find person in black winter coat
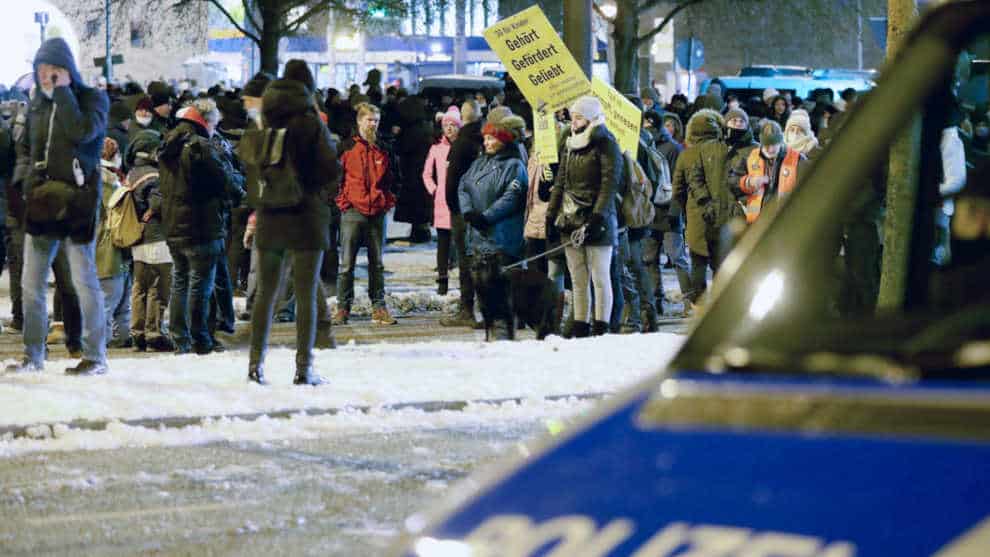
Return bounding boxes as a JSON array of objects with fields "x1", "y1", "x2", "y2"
[
  {"x1": 547, "y1": 96, "x2": 622, "y2": 337},
  {"x1": 392, "y1": 95, "x2": 434, "y2": 242},
  {"x1": 7, "y1": 38, "x2": 109, "y2": 376},
  {"x1": 158, "y1": 100, "x2": 231, "y2": 355},
  {"x1": 247, "y1": 60, "x2": 340, "y2": 386},
  {"x1": 440, "y1": 99, "x2": 485, "y2": 328}
]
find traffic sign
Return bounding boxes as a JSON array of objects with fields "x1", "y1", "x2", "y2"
[{"x1": 675, "y1": 38, "x2": 704, "y2": 70}]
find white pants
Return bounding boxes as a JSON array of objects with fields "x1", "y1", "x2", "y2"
[{"x1": 565, "y1": 245, "x2": 613, "y2": 324}]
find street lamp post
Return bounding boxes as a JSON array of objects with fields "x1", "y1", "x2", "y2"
[{"x1": 105, "y1": 0, "x2": 113, "y2": 81}]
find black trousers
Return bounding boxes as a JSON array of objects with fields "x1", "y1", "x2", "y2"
[
  {"x1": 249, "y1": 248, "x2": 323, "y2": 370},
  {"x1": 51, "y1": 245, "x2": 82, "y2": 351},
  {"x1": 5, "y1": 221, "x2": 23, "y2": 325},
  {"x1": 437, "y1": 228, "x2": 452, "y2": 279},
  {"x1": 451, "y1": 215, "x2": 475, "y2": 311}
]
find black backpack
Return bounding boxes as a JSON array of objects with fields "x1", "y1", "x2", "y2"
[{"x1": 237, "y1": 128, "x2": 304, "y2": 209}]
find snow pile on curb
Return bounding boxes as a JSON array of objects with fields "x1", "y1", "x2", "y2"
[
  {"x1": 0, "y1": 333, "x2": 682, "y2": 430},
  {"x1": 0, "y1": 398, "x2": 597, "y2": 456}
]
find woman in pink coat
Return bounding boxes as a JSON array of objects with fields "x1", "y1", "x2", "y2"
[{"x1": 422, "y1": 106, "x2": 463, "y2": 294}]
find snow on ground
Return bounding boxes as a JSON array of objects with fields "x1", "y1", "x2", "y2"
[
  {"x1": 0, "y1": 333, "x2": 682, "y2": 430},
  {"x1": 0, "y1": 398, "x2": 597, "y2": 456}
]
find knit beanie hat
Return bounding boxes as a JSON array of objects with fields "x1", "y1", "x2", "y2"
[
  {"x1": 785, "y1": 109, "x2": 813, "y2": 135},
  {"x1": 760, "y1": 120, "x2": 785, "y2": 146},
  {"x1": 135, "y1": 96, "x2": 154, "y2": 113},
  {"x1": 127, "y1": 129, "x2": 162, "y2": 166},
  {"x1": 483, "y1": 114, "x2": 525, "y2": 145},
  {"x1": 147, "y1": 81, "x2": 172, "y2": 108},
  {"x1": 763, "y1": 87, "x2": 780, "y2": 104},
  {"x1": 724, "y1": 107, "x2": 749, "y2": 128},
  {"x1": 109, "y1": 101, "x2": 132, "y2": 123},
  {"x1": 441, "y1": 106, "x2": 462, "y2": 128},
  {"x1": 282, "y1": 60, "x2": 315, "y2": 94},
  {"x1": 570, "y1": 96, "x2": 604, "y2": 123},
  {"x1": 243, "y1": 72, "x2": 273, "y2": 98}
]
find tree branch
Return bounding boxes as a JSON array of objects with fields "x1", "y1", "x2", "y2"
[
  {"x1": 635, "y1": 0, "x2": 703, "y2": 45},
  {"x1": 592, "y1": 2, "x2": 615, "y2": 24},
  {"x1": 242, "y1": 0, "x2": 263, "y2": 36},
  {"x1": 284, "y1": 2, "x2": 328, "y2": 34},
  {"x1": 173, "y1": 0, "x2": 261, "y2": 43}
]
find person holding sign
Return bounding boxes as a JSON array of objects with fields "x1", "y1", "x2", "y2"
[{"x1": 547, "y1": 96, "x2": 622, "y2": 338}]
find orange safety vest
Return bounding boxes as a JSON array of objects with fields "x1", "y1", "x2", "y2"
[{"x1": 739, "y1": 148, "x2": 801, "y2": 224}]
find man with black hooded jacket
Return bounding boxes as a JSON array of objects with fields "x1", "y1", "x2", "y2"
[
  {"x1": 5, "y1": 38, "x2": 109, "y2": 376},
  {"x1": 440, "y1": 99, "x2": 485, "y2": 328},
  {"x1": 158, "y1": 100, "x2": 231, "y2": 355}
]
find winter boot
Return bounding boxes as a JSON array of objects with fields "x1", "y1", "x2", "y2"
[
  {"x1": 437, "y1": 276, "x2": 449, "y2": 296},
  {"x1": 248, "y1": 362, "x2": 267, "y2": 385},
  {"x1": 591, "y1": 320, "x2": 610, "y2": 337},
  {"x1": 65, "y1": 360, "x2": 108, "y2": 376},
  {"x1": 5, "y1": 358, "x2": 43, "y2": 374},
  {"x1": 132, "y1": 335, "x2": 147, "y2": 352},
  {"x1": 440, "y1": 307, "x2": 476, "y2": 327},
  {"x1": 642, "y1": 308, "x2": 659, "y2": 333},
  {"x1": 294, "y1": 365, "x2": 326, "y2": 386},
  {"x1": 315, "y1": 321, "x2": 337, "y2": 350},
  {"x1": 571, "y1": 321, "x2": 591, "y2": 338}
]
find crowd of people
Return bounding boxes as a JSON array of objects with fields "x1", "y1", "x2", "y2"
[{"x1": 0, "y1": 37, "x2": 888, "y2": 384}]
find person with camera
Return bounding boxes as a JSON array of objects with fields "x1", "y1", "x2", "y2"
[{"x1": 5, "y1": 39, "x2": 110, "y2": 376}]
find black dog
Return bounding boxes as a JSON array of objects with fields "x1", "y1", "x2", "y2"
[
  {"x1": 472, "y1": 253, "x2": 562, "y2": 341},
  {"x1": 507, "y1": 267, "x2": 562, "y2": 340}
]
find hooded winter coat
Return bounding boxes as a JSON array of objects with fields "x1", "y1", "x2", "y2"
[
  {"x1": 458, "y1": 144, "x2": 528, "y2": 258},
  {"x1": 671, "y1": 109, "x2": 732, "y2": 257},
  {"x1": 422, "y1": 135, "x2": 453, "y2": 230},
  {"x1": 725, "y1": 125, "x2": 759, "y2": 205},
  {"x1": 158, "y1": 117, "x2": 229, "y2": 248},
  {"x1": 445, "y1": 119, "x2": 484, "y2": 216},
  {"x1": 548, "y1": 123, "x2": 622, "y2": 247},
  {"x1": 127, "y1": 162, "x2": 165, "y2": 245},
  {"x1": 393, "y1": 96, "x2": 434, "y2": 225},
  {"x1": 25, "y1": 38, "x2": 109, "y2": 242},
  {"x1": 96, "y1": 167, "x2": 128, "y2": 279},
  {"x1": 253, "y1": 79, "x2": 338, "y2": 251}
]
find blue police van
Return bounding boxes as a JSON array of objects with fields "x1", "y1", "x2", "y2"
[{"x1": 395, "y1": 2, "x2": 990, "y2": 555}]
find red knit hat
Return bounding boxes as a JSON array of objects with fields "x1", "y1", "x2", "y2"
[
  {"x1": 135, "y1": 96, "x2": 153, "y2": 113},
  {"x1": 483, "y1": 122, "x2": 515, "y2": 145}
]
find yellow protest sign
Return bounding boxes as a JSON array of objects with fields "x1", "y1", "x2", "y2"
[
  {"x1": 484, "y1": 6, "x2": 592, "y2": 113},
  {"x1": 533, "y1": 109, "x2": 559, "y2": 165},
  {"x1": 592, "y1": 77, "x2": 642, "y2": 158}
]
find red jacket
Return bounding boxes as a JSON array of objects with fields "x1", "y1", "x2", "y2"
[{"x1": 336, "y1": 136, "x2": 395, "y2": 216}]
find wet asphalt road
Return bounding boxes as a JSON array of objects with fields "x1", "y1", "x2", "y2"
[{"x1": 0, "y1": 421, "x2": 546, "y2": 556}]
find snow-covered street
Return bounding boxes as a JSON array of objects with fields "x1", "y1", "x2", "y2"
[{"x1": 0, "y1": 242, "x2": 688, "y2": 554}]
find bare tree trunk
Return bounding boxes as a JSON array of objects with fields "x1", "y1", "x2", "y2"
[
  {"x1": 564, "y1": 0, "x2": 594, "y2": 77},
  {"x1": 259, "y1": 27, "x2": 280, "y2": 75},
  {"x1": 611, "y1": 0, "x2": 639, "y2": 93},
  {"x1": 877, "y1": 0, "x2": 919, "y2": 310}
]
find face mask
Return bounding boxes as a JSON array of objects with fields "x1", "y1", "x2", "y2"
[
  {"x1": 727, "y1": 128, "x2": 747, "y2": 143},
  {"x1": 785, "y1": 130, "x2": 803, "y2": 145},
  {"x1": 136, "y1": 115, "x2": 152, "y2": 127},
  {"x1": 40, "y1": 87, "x2": 54, "y2": 99},
  {"x1": 247, "y1": 108, "x2": 261, "y2": 122}
]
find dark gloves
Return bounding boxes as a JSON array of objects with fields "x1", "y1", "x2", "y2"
[
  {"x1": 701, "y1": 201, "x2": 717, "y2": 225},
  {"x1": 584, "y1": 212, "x2": 607, "y2": 243},
  {"x1": 463, "y1": 210, "x2": 488, "y2": 229}
]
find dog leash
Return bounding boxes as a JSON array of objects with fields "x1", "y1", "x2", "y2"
[{"x1": 501, "y1": 226, "x2": 588, "y2": 273}]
